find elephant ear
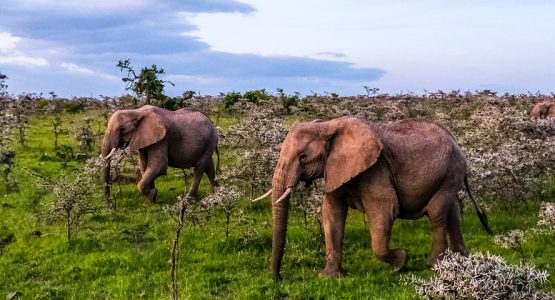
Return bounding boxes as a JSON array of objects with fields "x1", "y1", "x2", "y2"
[
  {"x1": 324, "y1": 117, "x2": 383, "y2": 193},
  {"x1": 129, "y1": 111, "x2": 167, "y2": 151},
  {"x1": 548, "y1": 102, "x2": 555, "y2": 118}
]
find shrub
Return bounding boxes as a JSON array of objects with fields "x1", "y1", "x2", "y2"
[
  {"x1": 73, "y1": 117, "x2": 94, "y2": 153},
  {"x1": 537, "y1": 202, "x2": 555, "y2": 230},
  {"x1": 403, "y1": 251, "x2": 552, "y2": 300},
  {"x1": 64, "y1": 101, "x2": 85, "y2": 113},
  {"x1": 38, "y1": 158, "x2": 103, "y2": 244},
  {"x1": 223, "y1": 91, "x2": 242, "y2": 109},
  {"x1": 202, "y1": 186, "x2": 241, "y2": 238},
  {"x1": 243, "y1": 89, "x2": 269, "y2": 104},
  {"x1": 277, "y1": 88, "x2": 299, "y2": 114}
]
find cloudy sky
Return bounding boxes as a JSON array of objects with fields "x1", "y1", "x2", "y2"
[{"x1": 0, "y1": 0, "x2": 554, "y2": 97}]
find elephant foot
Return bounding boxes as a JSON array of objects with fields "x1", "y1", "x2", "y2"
[
  {"x1": 185, "y1": 190, "x2": 198, "y2": 199},
  {"x1": 387, "y1": 248, "x2": 408, "y2": 271},
  {"x1": 319, "y1": 266, "x2": 345, "y2": 278},
  {"x1": 427, "y1": 247, "x2": 468, "y2": 267},
  {"x1": 147, "y1": 189, "x2": 158, "y2": 204}
]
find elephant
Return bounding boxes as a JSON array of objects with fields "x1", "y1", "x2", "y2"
[
  {"x1": 531, "y1": 101, "x2": 555, "y2": 120},
  {"x1": 101, "y1": 105, "x2": 220, "y2": 203},
  {"x1": 254, "y1": 116, "x2": 491, "y2": 281}
]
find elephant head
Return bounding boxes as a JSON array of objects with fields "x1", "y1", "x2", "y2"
[
  {"x1": 531, "y1": 101, "x2": 555, "y2": 120},
  {"x1": 268, "y1": 117, "x2": 383, "y2": 280},
  {"x1": 101, "y1": 105, "x2": 167, "y2": 200}
]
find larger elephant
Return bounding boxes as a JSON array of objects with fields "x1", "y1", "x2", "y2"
[
  {"x1": 531, "y1": 101, "x2": 555, "y2": 120},
  {"x1": 102, "y1": 105, "x2": 219, "y2": 203},
  {"x1": 256, "y1": 117, "x2": 491, "y2": 281}
]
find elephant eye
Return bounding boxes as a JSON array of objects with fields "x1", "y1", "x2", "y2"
[{"x1": 299, "y1": 153, "x2": 307, "y2": 164}]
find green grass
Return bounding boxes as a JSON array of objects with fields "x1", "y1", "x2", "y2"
[{"x1": 0, "y1": 110, "x2": 554, "y2": 299}]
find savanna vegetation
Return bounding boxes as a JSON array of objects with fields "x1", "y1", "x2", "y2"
[{"x1": 0, "y1": 86, "x2": 554, "y2": 299}]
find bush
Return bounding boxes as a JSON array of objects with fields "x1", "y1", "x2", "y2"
[
  {"x1": 277, "y1": 88, "x2": 299, "y2": 114},
  {"x1": 223, "y1": 92, "x2": 242, "y2": 109},
  {"x1": 403, "y1": 251, "x2": 552, "y2": 299},
  {"x1": 64, "y1": 101, "x2": 85, "y2": 113},
  {"x1": 243, "y1": 89, "x2": 268, "y2": 104}
]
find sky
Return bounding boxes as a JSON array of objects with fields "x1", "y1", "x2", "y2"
[{"x1": 0, "y1": 0, "x2": 554, "y2": 98}]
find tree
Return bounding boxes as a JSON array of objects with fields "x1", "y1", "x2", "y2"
[
  {"x1": 116, "y1": 59, "x2": 174, "y2": 106},
  {"x1": 0, "y1": 72, "x2": 7, "y2": 97}
]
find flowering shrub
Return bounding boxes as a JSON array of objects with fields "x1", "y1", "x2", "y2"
[
  {"x1": 292, "y1": 179, "x2": 324, "y2": 229},
  {"x1": 403, "y1": 251, "x2": 552, "y2": 300},
  {"x1": 74, "y1": 117, "x2": 95, "y2": 153},
  {"x1": 202, "y1": 186, "x2": 241, "y2": 238},
  {"x1": 222, "y1": 106, "x2": 287, "y2": 196},
  {"x1": 494, "y1": 229, "x2": 526, "y2": 249},
  {"x1": 38, "y1": 157, "x2": 103, "y2": 244},
  {"x1": 538, "y1": 203, "x2": 555, "y2": 230}
]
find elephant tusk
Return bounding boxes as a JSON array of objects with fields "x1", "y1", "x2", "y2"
[
  {"x1": 104, "y1": 148, "x2": 117, "y2": 160},
  {"x1": 275, "y1": 187, "x2": 293, "y2": 204},
  {"x1": 252, "y1": 189, "x2": 272, "y2": 202}
]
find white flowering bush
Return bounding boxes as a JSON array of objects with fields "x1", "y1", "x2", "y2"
[
  {"x1": 538, "y1": 203, "x2": 555, "y2": 230},
  {"x1": 403, "y1": 251, "x2": 553, "y2": 300},
  {"x1": 39, "y1": 157, "x2": 103, "y2": 244},
  {"x1": 292, "y1": 179, "x2": 324, "y2": 230},
  {"x1": 74, "y1": 117, "x2": 95, "y2": 153},
  {"x1": 202, "y1": 186, "x2": 241, "y2": 238},
  {"x1": 494, "y1": 229, "x2": 526, "y2": 249},
  {"x1": 105, "y1": 147, "x2": 140, "y2": 207},
  {"x1": 222, "y1": 107, "x2": 287, "y2": 196}
]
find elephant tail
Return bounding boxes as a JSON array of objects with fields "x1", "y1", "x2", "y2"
[
  {"x1": 215, "y1": 145, "x2": 221, "y2": 176},
  {"x1": 464, "y1": 176, "x2": 493, "y2": 234}
]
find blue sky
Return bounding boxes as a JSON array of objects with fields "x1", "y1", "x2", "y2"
[{"x1": 0, "y1": 0, "x2": 554, "y2": 97}]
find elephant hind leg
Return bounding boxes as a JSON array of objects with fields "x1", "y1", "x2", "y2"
[
  {"x1": 187, "y1": 165, "x2": 204, "y2": 198},
  {"x1": 426, "y1": 191, "x2": 465, "y2": 265},
  {"x1": 204, "y1": 158, "x2": 219, "y2": 191},
  {"x1": 446, "y1": 199, "x2": 469, "y2": 256}
]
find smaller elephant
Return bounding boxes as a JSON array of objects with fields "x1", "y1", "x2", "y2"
[
  {"x1": 102, "y1": 105, "x2": 220, "y2": 203},
  {"x1": 531, "y1": 101, "x2": 555, "y2": 120},
  {"x1": 255, "y1": 117, "x2": 491, "y2": 281}
]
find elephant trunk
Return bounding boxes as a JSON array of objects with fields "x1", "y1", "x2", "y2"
[{"x1": 271, "y1": 162, "x2": 300, "y2": 281}]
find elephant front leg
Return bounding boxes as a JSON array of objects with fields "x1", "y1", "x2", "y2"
[
  {"x1": 366, "y1": 200, "x2": 407, "y2": 270},
  {"x1": 320, "y1": 192, "x2": 348, "y2": 278},
  {"x1": 137, "y1": 170, "x2": 159, "y2": 203},
  {"x1": 137, "y1": 147, "x2": 167, "y2": 203}
]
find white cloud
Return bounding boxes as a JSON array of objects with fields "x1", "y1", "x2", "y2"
[
  {"x1": 61, "y1": 62, "x2": 119, "y2": 80},
  {"x1": 0, "y1": 56, "x2": 48, "y2": 67},
  {"x1": 0, "y1": 32, "x2": 49, "y2": 67},
  {"x1": 165, "y1": 74, "x2": 223, "y2": 85},
  {"x1": 0, "y1": 32, "x2": 21, "y2": 53}
]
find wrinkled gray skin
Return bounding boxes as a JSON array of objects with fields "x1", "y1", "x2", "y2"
[
  {"x1": 102, "y1": 105, "x2": 219, "y2": 203},
  {"x1": 270, "y1": 117, "x2": 490, "y2": 281}
]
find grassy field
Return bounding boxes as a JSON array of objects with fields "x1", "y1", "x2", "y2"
[{"x1": 0, "y1": 108, "x2": 554, "y2": 299}]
